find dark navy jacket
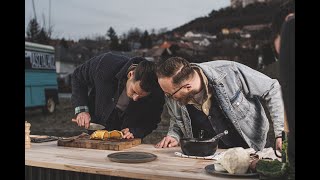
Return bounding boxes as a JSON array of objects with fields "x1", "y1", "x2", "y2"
[{"x1": 71, "y1": 52, "x2": 164, "y2": 138}]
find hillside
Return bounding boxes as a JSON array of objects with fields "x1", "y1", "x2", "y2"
[{"x1": 170, "y1": 2, "x2": 282, "y2": 35}]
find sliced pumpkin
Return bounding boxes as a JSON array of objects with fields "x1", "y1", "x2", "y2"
[
  {"x1": 90, "y1": 130, "x2": 108, "y2": 140},
  {"x1": 109, "y1": 130, "x2": 124, "y2": 139}
]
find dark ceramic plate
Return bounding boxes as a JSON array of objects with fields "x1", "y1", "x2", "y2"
[
  {"x1": 205, "y1": 164, "x2": 259, "y2": 178},
  {"x1": 107, "y1": 152, "x2": 157, "y2": 163}
]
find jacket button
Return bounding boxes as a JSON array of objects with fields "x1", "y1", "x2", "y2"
[
  {"x1": 236, "y1": 102, "x2": 240, "y2": 106},
  {"x1": 208, "y1": 116, "x2": 212, "y2": 120}
]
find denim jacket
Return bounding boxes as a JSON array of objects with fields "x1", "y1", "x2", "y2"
[{"x1": 164, "y1": 60, "x2": 284, "y2": 151}]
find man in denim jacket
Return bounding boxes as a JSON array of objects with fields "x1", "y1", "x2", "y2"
[{"x1": 155, "y1": 57, "x2": 284, "y2": 151}]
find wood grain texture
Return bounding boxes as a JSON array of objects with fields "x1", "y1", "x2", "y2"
[
  {"x1": 57, "y1": 136, "x2": 141, "y2": 151},
  {"x1": 26, "y1": 141, "x2": 258, "y2": 180}
]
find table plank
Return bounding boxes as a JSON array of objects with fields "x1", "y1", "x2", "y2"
[{"x1": 25, "y1": 141, "x2": 258, "y2": 180}]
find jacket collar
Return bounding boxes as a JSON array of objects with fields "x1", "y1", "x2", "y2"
[
  {"x1": 115, "y1": 57, "x2": 144, "y2": 81},
  {"x1": 192, "y1": 63, "x2": 227, "y2": 85}
]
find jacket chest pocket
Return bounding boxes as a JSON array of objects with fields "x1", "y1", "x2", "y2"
[{"x1": 230, "y1": 90, "x2": 250, "y2": 119}]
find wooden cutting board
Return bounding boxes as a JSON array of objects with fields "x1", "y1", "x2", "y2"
[{"x1": 57, "y1": 135, "x2": 141, "y2": 151}]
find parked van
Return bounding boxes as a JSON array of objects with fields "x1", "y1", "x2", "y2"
[{"x1": 25, "y1": 42, "x2": 59, "y2": 113}]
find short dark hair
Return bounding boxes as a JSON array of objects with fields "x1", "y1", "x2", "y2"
[
  {"x1": 156, "y1": 57, "x2": 195, "y2": 85},
  {"x1": 133, "y1": 59, "x2": 158, "y2": 92},
  {"x1": 270, "y1": 0, "x2": 295, "y2": 41}
]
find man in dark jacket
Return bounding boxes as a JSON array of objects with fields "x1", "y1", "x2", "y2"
[
  {"x1": 279, "y1": 16, "x2": 295, "y2": 179},
  {"x1": 71, "y1": 52, "x2": 164, "y2": 139}
]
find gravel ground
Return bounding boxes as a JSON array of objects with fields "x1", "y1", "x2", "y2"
[{"x1": 25, "y1": 97, "x2": 84, "y2": 137}]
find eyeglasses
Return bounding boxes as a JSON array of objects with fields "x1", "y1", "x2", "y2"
[{"x1": 165, "y1": 84, "x2": 189, "y2": 98}]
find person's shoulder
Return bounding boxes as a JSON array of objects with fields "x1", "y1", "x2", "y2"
[
  {"x1": 99, "y1": 52, "x2": 130, "y2": 62},
  {"x1": 94, "y1": 52, "x2": 130, "y2": 71},
  {"x1": 199, "y1": 60, "x2": 234, "y2": 68}
]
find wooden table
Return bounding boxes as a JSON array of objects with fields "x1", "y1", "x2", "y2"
[{"x1": 25, "y1": 141, "x2": 258, "y2": 180}]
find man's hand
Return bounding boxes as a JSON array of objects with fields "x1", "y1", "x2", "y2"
[
  {"x1": 121, "y1": 128, "x2": 134, "y2": 139},
  {"x1": 72, "y1": 112, "x2": 91, "y2": 129},
  {"x1": 155, "y1": 136, "x2": 178, "y2": 148},
  {"x1": 276, "y1": 137, "x2": 282, "y2": 151}
]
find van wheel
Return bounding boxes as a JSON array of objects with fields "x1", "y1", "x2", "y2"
[{"x1": 43, "y1": 97, "x2": 56, "y2": 114}]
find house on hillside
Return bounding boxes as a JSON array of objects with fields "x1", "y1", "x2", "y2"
[
  {"x1": 199, "y1": 39, "x2": 211, "y2": 47},
  {"x1": 242, "y1": 23, "x2": 270, "y2": 31},
  {"x1": 144, "y1": 42, "x2": 174, "y2": 61},
  {"x1": 229, "y1": 27, "x2": 242, "y2": 34},
  {"x1": 184, "y1": 31, "x2": 216, "y2": 39},
  {"x1": 231, "y1": 0, "x2": 271, "y2": 8}
]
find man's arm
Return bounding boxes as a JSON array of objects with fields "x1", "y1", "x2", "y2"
[
  {"x1": 233, "y1": 62, "x2": 284, "y2": 138},
  {"x1": 155, "y1": 103, "x2": 182, "y2": 148},
  {"x1": 164, "y1": 99, "x2": 183, "y2": 142},
  {"x1": 71, "y1": 55, "x2": 101, "y2": 114}
]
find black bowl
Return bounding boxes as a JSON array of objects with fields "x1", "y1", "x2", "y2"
[{"x1": 180, "y1": 138, "x2": 218, "y2": 157}]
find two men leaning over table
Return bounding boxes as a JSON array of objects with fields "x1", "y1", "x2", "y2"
[{"x1": 154, "y1": 57, "x2": 284, "y2": 152}]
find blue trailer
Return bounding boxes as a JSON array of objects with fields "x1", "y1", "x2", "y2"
[{"x1": 25, "y1": 42, "x2": 59, "y2": 113}]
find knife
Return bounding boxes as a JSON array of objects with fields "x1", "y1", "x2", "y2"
[
  {"x1": 72, "y1": 119, "x2": 105, "y2": 130},
  {"x1": 88, "y1": 123, "x2": 105, "y2": 130}
]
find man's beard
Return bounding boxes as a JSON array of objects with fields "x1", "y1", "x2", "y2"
[{"x1": 176, "y1": 90, "x2": 197, "y2": 106}]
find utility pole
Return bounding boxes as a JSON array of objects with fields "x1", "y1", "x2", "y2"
[
  {"x1": 32, "y1": 0, "x2": 37, "y2": 21},
  {"x1": 49, "y1": 0, "x2": 51, "y2": 31}
]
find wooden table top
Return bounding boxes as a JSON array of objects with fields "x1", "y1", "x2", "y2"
[{"x1": 25, "y1": 141, "x2": 258, "y2": 180}]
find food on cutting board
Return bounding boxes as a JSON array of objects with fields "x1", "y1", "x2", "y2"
[
  {"x1": 90, "y1": 130, "x2": 123, "y2": 140},
  {"x1": 109, "y1": 130, "x2": 124, "y2": 139},
  {"x1": 218, "y1": 147, "x2": 251, "y2": 174}
]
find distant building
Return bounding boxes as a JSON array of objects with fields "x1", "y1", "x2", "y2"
[
  {"x1": 55, "y1": 61, "x2": 77, "y2": 77},
  {"x1": 240, "y1": 33, "x2": 251, "y2": 38},
  {"x1": 184, "y1": 31, "x2": 202, "y2": 38},
  {"x1": 130, "y1": 42, "x2": 141, "y2": 50},
  {"x1": 229, "y1": 27, "x2": 242, "y2": 34},
  {"x1": 221, "y1": 28, "x2": 230, "y2": 35},
  {"x1": 199, "y1": 39, "x2": 211, "y2": 47},
  {"x1": 242, "y1": 23, "x2": 270, "y2": 31},
  {"x1": 184, "y1": 31, "x2": 216, "y2": 39},
  {"x1": 55, "y1": 46, "x2": 78, "y2": 78},
  {"x1": 231, "y1": 0, "x2": 242, "y2": 8},
  {"x1": 231, "y1": 0, "x2": 274, "y2": 8},
  {"x1": 243, "y1": 0, "x2": 257, "y2": 7}
]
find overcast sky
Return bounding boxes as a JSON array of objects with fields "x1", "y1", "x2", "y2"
[{"x1": 25, "y1": 0, "x2": 230, "y2": 41}]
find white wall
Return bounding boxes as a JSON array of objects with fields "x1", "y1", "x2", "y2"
[{"x1": 56, "y1": 61, "x2": 77, "y2": 75}]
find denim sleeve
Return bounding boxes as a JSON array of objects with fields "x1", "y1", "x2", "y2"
[
  {"x1": 233, "y1": 62, "x2": 284, "y2": 137},
  {"x1": 163, "y1": 100, "x2": 183, "y2": 142}
]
